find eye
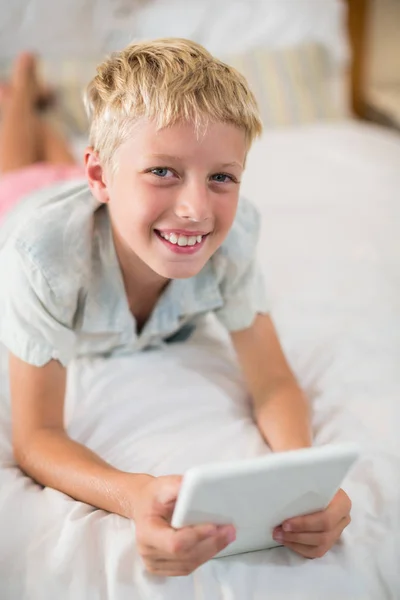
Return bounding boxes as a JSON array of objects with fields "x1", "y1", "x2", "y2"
[
  {"x1": 210, "y1": 173, "x2": 238, "y2": 184},
  {"x1": 150, "y1": 167, "x2": 175, "y2": 178}
]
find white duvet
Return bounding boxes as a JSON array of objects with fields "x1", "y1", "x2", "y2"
[{"x1": 0, "y1": 120, "x2": 399, "y2": 599}]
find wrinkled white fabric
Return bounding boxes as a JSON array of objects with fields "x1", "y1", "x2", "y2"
[{"x1": 0, "y1": 120, "x2": 399, "y2": 599}]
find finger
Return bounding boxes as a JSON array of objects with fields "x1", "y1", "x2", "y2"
[
  {"x1": 144, "y1": 558, "x2": 198, "y2": 577},
  {"x1": 140, "y1": 523, "x2": 235, "y2": 563},
  {"x1": 143, "y1": 530, "x2": 235, "y2": 575},
  {"x1": 154, "y1": 476, "x2": 183, "y2": 505},
  {"x1": 139, "y1": 515, "x2": 196, "y2": 555},
  {"x1": 175, "y1": 525, "x2": 235, "y2": 562},
  {"x1": 334, "y1": 488, "x2": 352, "y2": 514},
  {"x1": 274, "y1": 529, "x2": 328, "y2": 547},
  {"x1": 280, "y1": 540, "x2": 326, "y2": 559},
  {"x1": 277, "y1": 516, "x2": 350, "y2": 558},
  {"x1": 140, "y1": 523, "x2": 227, "y2": 557},
  {"x1": 282, "y1": 489, "x2": 351, "y2": 534},
  {"x1": 274, "y1": 516, "x2": 350, "y2": 546},
  {"x1": 152, "y1": 477, "x2": 183, "y2": 519},
  {"x1": 281, "y1": 503, "x2": 344, "y2": 533},
  {"x1": 280, "y1": 512, "x2": 329, "y2": 533},
  {"x1": 140, "y1": 515, "x2": 234, "y2": 557}
]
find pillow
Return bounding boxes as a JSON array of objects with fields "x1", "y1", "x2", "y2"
[
  {"x1": 39, "y1": 59, "x2": 96, "y2": 136},
  {"x1": 226, "y1": 42, "x2": 342, "y2": 128},
  {"x1": 0, "y1": 57, "x2": 90, "y2": 136},
  {"x1": 19, "y1": 41, "x2": 342, "y2": 137}
]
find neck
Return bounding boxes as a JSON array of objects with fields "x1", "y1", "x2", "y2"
[{"x1": 110, "y1": 224, "x2": 169, "y2": 305}]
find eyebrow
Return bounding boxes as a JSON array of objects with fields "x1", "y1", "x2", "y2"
[
  {"x1": 147, "y1": 154, "x2": 243, "y2": 169},
  {"x1": 220, "y1": 161, "x2": 243, "y2": 169}
]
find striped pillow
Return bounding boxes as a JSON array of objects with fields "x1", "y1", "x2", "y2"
[
  {"x1": 39, "y1": 59, "x2": 97, "y2": 135},
  {"x1": 226, "y1": 42, "x2": 339, "y2": 127},
  {"x1": 1, "y1": 42, "x2": 338, "y2": 135}
]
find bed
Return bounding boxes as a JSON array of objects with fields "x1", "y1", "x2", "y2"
[{"x1": 0, "y1": 1, "x2": 399, "y2": 598}]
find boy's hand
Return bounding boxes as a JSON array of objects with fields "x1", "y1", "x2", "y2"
[
  {"x1": 133, "y1": 475, "x2": 236, "y2": 576},
  {"x1": 272, "y1": 488, "x2": 352, "y2": 558}
]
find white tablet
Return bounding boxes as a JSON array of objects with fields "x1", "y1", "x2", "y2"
[{"x1": 171, "y1": 443, "x2": 359, "y2": 558}]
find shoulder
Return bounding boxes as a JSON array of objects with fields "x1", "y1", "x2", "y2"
[
  {"x1": 212, "y1": 196, "x2": 262, "y2": 279},
  {"x1": 6, "y1": 181, "x2": 100, "y2": 297},
  {"x1": 208, "y1": 197, "x2": 269, "y2": 331},
  {"x1": 0, "y1": 181, "x2": 102, "y2": 331}
]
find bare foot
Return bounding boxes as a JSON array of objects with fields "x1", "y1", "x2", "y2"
[
  {"x1": 10, "y1": 52, "x2": 54, "y2": 109},
  {"x1": 0, "y1": 83, "x2": 10, "y2": 104},
  {"x1": 11, "y1": 53, "x2": 39, "y2": 101}
]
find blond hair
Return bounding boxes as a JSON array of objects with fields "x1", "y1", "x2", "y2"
[{"x1": 84, "y1": 38, "x2": 262, "y2": 167}]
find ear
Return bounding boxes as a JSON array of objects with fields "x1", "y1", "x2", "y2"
[{"x1": 84, "y1": 147, "x2": 110, "y2": 204}]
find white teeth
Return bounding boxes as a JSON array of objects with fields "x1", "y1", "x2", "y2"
[{"x1": 158, "y1": 231, "x2": 205, "y2": 246}]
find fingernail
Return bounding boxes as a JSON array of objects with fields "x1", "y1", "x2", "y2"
[
  {"x1": 273, "y1": 532, "x2": 283, "y2": 541},
  {"x1": 273, "y1": 526, "x2": 281, "y2": 535},
  {"x1": 226, "y1": 529, "x2": 236, "y2": 543},
  {"x1": 283, "y1": 523, "x2": 292, "y2": 532}
]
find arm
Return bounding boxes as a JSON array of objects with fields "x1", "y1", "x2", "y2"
[
  {"x1": 9, "y1": 352, "x2": 235, "y2": 575},
  {"x1": 230, "y1": 313, "x2": 312, "y2": 451},
  {"x1": 231, "y1": 315, "x2": 352, "y2": 558},
  {"x1": 9, "y1": 352, "x2": 151, "y2": 518}
]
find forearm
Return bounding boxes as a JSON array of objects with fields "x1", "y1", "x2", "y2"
[
  {"x1": 15, "y1": 429, "x2": 153, "y2": 519},
  {"x1": 253, "y1": 380, "x2": 312, "y2": 452}
]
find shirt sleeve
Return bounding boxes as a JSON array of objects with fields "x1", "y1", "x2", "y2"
[
  {"x1": 0, "y1": 244, "x2": 77, "y2": 367},
  {"x1": 214, "y1": 258, "x2": 269, "y2": 331},
  {"x1": 214, "y1": 198, "x2": 270, "y2": 331}
]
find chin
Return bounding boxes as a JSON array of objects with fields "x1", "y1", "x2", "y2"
[{"x1": 155, "y1": 261, "x2": 205, "y2": 280}]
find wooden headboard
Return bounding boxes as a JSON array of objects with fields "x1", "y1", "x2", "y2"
[
  {"x1": 346, "y1": 0, "x2": 370, "y2": 116},
  {"x1": 346, "y1": 0, "x2": 397, "y2": 127}
]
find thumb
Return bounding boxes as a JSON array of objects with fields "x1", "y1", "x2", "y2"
[{"x1": 155, "y1": 475, "x2": 183, "y2": 506}]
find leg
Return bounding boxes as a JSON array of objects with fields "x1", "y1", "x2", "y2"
[
  {"x1": 0, "y1": 53, "x2": 76, "y2": 174},
  {"x1": 0, "y1": 54, "x2": 43, "y2": 174},
  {"x1": 40, "y1": 118, "x2": 76, "y2": 166}
]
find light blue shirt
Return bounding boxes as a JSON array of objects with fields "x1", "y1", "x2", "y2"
[{"x1": 0, "y1": 180, "x2": 269, "y2": 367}]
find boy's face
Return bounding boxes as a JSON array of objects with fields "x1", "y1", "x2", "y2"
[{"x1": 86, "y1": 118, "x2": 247, "y2": 281}]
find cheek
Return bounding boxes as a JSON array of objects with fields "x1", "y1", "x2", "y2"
[
  {"x1": 134, "y1": 186, "x2": 172, "y2": 228},
  {"x1": 215, "y1": 194, "x2": 239, "y2": 231},
  {"x1": 110, "y1": 179, "x2": 172, "y2": 233}
]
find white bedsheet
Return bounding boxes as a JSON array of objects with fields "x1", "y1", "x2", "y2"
[
  {"x1": 0, "y1": 0, "x2": 348, "y2": 64},
  {"x1": 0, "y1": 120, "x2": 399, "y2": 599}
]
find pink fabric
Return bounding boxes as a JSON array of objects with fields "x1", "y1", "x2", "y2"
[{"x1": 0, "y1": 163, "x2": 85, "y2": 222}]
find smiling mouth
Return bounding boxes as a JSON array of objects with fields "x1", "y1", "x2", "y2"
[{"x1": 154, "y1": 230, "x2": 209, "y2": 247}]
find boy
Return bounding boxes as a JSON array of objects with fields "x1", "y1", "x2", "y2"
[{"x1": 0, "y1": 40, "x2": 351, "y2": 577}]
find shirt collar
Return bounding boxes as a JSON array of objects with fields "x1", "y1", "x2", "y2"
[{"x1": 142, "y1": 259, "x2": 224, "y2": 339}]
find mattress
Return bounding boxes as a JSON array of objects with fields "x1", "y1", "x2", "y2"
[{"x1": 0, "y1": 120, "x2": 399, "y2": 599}]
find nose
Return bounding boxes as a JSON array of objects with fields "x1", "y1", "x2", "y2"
[{"x1": 174, "y1": 180, "x2": 212, "y2": 223}]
